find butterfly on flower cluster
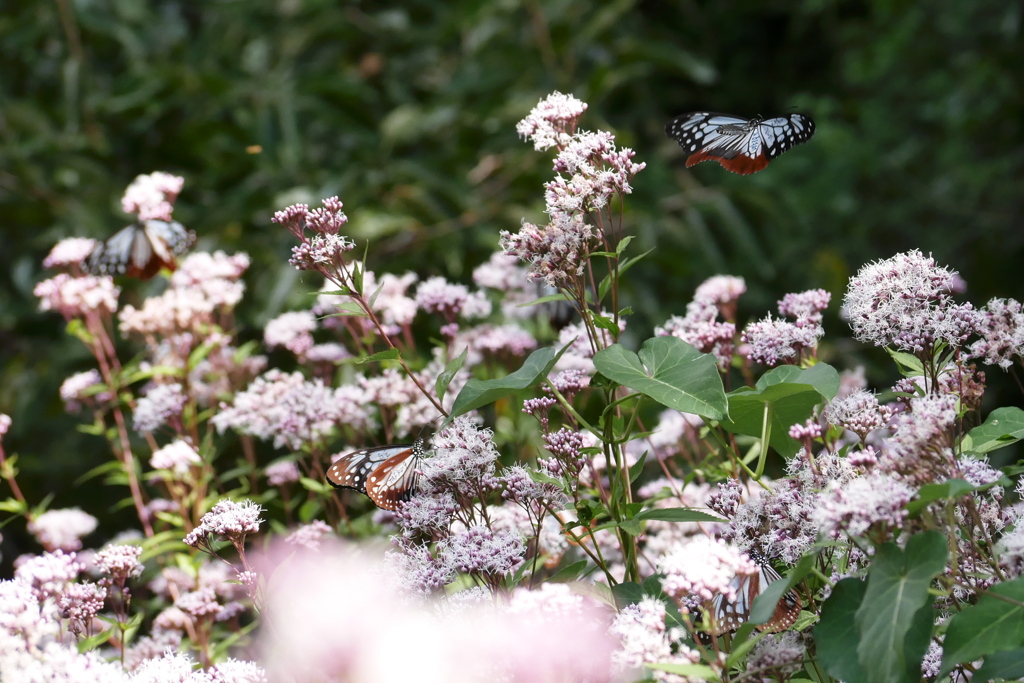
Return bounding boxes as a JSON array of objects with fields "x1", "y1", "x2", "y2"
[
  {"x1": 665, "y1": 112, "x2": 815, "y2": 175},
  {"x1": 86, "y1": 220, "x2": 196, "y2": 279},
  {"x1": 707, "y1": 548, "x2": 802, "y2": 636},
  {"x1": 326, "y1": 439, "x2": 426, "y2": 511}
]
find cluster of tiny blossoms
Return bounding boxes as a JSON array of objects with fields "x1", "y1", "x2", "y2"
[
  {"x1": 844, "y1": 249, "x2": 979, "y2": 356},
  {"x1": 272, "y1": 197, "x2": 355, "y2": 271},
  {"x1": 501, "y1": 92, "x2": 645, "y2": 289},
  {"x1": 742, "y1": 288, "x2": 830, "y2": 366},
  {"x1": 656, "y1": 275, "x2": 744, "y2": 369}
]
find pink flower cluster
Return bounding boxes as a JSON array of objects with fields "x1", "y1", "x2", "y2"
[
  {"x1": 501, "y1": 92, "x2": 645, "y2": 289},
  {"x1": 212, "y1": 369, "x2": 374, "y2": 450},
  {"x1": 844, "y1": 249, "x2": 980, "y2": 354},
  {"x1": 121, "y1": 171, "x2": 184, "y2": 221}
]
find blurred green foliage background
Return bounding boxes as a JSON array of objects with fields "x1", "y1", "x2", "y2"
[{"x1": 1, "y1": 0, "x2": 1022, "y2": 549}]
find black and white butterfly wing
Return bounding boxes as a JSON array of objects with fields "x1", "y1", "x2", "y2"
[
  {"x1": 666, "y1": 112, "x2": 815, "y2": 175},
  {"x1": 326, "y1": 440, "x2": 424, "y2": 511},
  {"x1": 757, "y1": 114, "x2": 815, "y2": 160},
  {"x1": 87, "y1": 220, "x2": 195, "y2": 279}
]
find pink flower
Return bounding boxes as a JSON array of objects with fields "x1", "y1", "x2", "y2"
[
  {"x1": 695, "y1": 275, "x2": 747, "y2": 308},
  {"x1": 415, "y1": 276, "x2": 491, "y2": 320},
  {"x1": 184, "y1": 499, "x2": 263, "y2": 548},
  {"x1": 119, "y1": 287, "x2": 215, "y2": 336},
  {"x1": 170, "y1": 250, "x2": 250, "y2": 309},
  {"x1": 813, "y1": 472, "x2": 914, "y2": 538},
  {"x1": 657, "y1": 537, "x2": 757, "y2": 603},
  {"x1": 970, "y1": 297, "x2": 1024, "y2": 370},
  {"x1": 59, "y1": 370, "x2": 111, "y2": 411},
  {"x1": 150, "y1": 440, "x2": 201, "y2": 476},
  {"x1": 95, "y1": 544, "x2": 144, "y2": 582},
  {"x1": 742, "y1": 314, "x2": 823, "y2": 366},
  {"x1": 15, "y1": 550, "x2": 83, "y2": 600},
  {"x1": 656, "y1": 301, "x2": 737, "y2": 370},
  {"x1": 823, "y1": 390, "x2": 890, "y2": 442},
  {"x1": 844, "y1": 249, "x2": 981, "y2": 353},
  {"x1": 257, "y1": 539, "x2": 614, "y2": 682},
  {"x1": 121, "y1": 171, "x2": 184, "y2": 221},
  {"x1": 264, "y1": 310, "x2": 317, "y2": 356},
  {"x1": 285, "y1": 520, "x2": 334, "y2": 551},
  {"x1": 516, "y1": 91, "x2": 588, "y2": 151},
  {"x1": 610, "y1": 596, "x2": 700, "y2": 680},
  {"x1": 265, "y1": 459, "x2": 301, "y2": 486},
  {"x1": 212, "y1": 369, "x2": 374, "y2": 450},
  {"x1": 34, "y1": 273, "x2": 120, "y2": 319},
  {"x1": 28, "y1": 508, "x2": 97, "y2": 552},
  {"x1": 43, "y1": 237, "x2": 98, "y2": 269},
  {"x1": 779, "y1": 288, "x2": 832, "y2": 326},
  {"x1": 133, "y1": 383, "x2": 186, "y2": 433}
]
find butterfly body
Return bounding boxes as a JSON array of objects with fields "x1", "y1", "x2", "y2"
[
  {"x1": 326, "y1": 440, "x2": 425, "y2": 510},
  {"x1": 666, "y1": 112, "x2": 815, "y2": 175},
  {"x1": 87, "y1": 220, "x2": 196, "y2": 279},
  {"x1": 708, "y1": 549, "x2": 801, "y2": 636}
]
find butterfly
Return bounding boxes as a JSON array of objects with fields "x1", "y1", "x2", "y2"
[
  {"x1": 665, "y1": 112, "x2": 815, "y2": 175},
  {"x1": 707, "y1": 548, "x2": 802, "y2": 636},
  {"x1": 326, "y1": 439, "x2": 426, "y2": 511},
  {"x1": 86, "y1": 220, "x2": 197, "y2": 279}
]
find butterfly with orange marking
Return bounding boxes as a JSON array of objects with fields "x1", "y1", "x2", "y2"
[
  {"x1": 666, "y1": 112, "x2": 815, "y2": 175},
  {"x1": 326, "y1": 440, "x2": 426, "y2": 511},
  {"x1": 707, "y1": 548, "x2": 802, "y2": 636},
  {"x1": 86, "y1": 220, "x2": 196, "y2": 279}
]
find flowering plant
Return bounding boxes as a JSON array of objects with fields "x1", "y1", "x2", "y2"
[{"x1": 4, "y1": 96, "x2": 1024, "y2": 683}]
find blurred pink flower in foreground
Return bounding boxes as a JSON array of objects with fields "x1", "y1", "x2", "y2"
[{"x1": 256, "y1": 539, "x2": 615, "y2": 682}]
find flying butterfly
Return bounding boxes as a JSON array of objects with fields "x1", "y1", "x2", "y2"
[
  {"x1": 86, "y1": 220, "x2": 196, "y2": 279},
  {"x1": 326, "y1": 439, "x2": 426, "y2": 511},
  {"x1": 666, "y1": 112, "x2": 815, "y2": 175},
  {"x1": 707, "y1": 548, "x2": 802, "y2": 636}
]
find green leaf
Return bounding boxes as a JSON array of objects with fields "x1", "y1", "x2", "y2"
[
  {"x1": 357, "y1": 348, "x2": 401, "y2": 364},
  {"x1": 316, "y1": 288, "x2": 354, "y2": 297},
  {"x1": 906, "y1": 478, "x2": 983, "y2": 516},
  {"x1": 973, "y1": 648, "x2": 1024, "y2": 682},
  {"x1": 628, "y1": 452, "x2": 648, "y2": 483},
  {"x1": 815, "y1": 577, "x2": 868, "y2": 683},
  {"x1": 592, "y1": 312, "x2": 619, "y2": 334},
  {"x1": 593, "y1": 337, "x2": 728, "y2": 420},
  {"x1": 300, "y1": 477, "x2": 332, "y2": 494},
  {"x1": 886, "y1": 348, "x2": 924, "y2": 376},
  {"x1": 446, "y1": 343, "x2": 572, "y2": 423},
  {"x1": 748, "y1": 550, "x2": 818, "y2": 626},
  {"x1": 855, "y1": 531, "x2": 947, "y2": 683},
  {"x1": 721, "y1": 363, "x2": 839, "y2": 458},
  {"x1": 961, "y1": 407, "x2": 1024, "y2": 455},
  {"x1": 617, "y1": 518, "x2": 643, "y2": 537},
  {"x1": 548, "y1": 560, "x2": 589, "y2": 583},
  {"x1": 322, "y1": 301, "x2": 369, "y2": 318},
  {"x1": 939, "y1": 576, "x2": 1024, "y2": 678},
  {"x1": 435, "y1": 348, "x2": 467, "y2": 402},
  {"x1": 76, "y1": 628, "x2": 112, "y2": 652},
  {"x1": 633, "y1": 508, "x2": 724, "y2": 523},
  {"x1": 647, "y1": 663, "x2": 720, "y2": 681},
  {"x1": 516, "y1": 292, "x2": 575, "y2": 307},
  {"x1": 611, "y1": 581, "x2": 645, "y2": 608}
]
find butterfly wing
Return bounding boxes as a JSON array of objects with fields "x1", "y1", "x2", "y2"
[
  {"x1": 758, "y1": 114, "x2": 816, "y2": 160},
  {"x1": 326, "y1": 440, "x2": 424, "y2": 511},
  {"x1": 87, "y1": 220, "x2": 196, "y2": 279},
  {"x1": 364, "y1": 450, "x2": 421, "y2": 511},
  {"x1": 709, "y1": 551, "x2": 802, "y2": 636},
  {"x1": 666, "y1": 111, "x2": 814, "y2": 174}
]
